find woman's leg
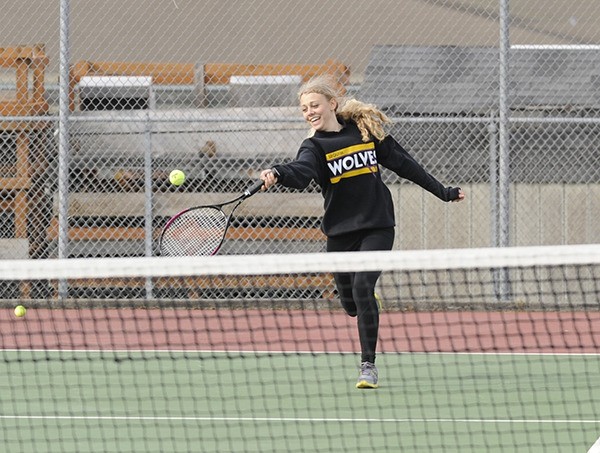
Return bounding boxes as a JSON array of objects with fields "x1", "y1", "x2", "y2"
[
  {"x1": 332, "y1": 272, "x2": 357, "y2": 316},
  {"x1": 327, "y1": 228, "x2": 394, "y2": 363},
  {"x1": 352, "y1": 270, "x2": 383, "y2": 363},
  {"x1": 327, "y1": 231, "x2": 362, "y2": 317},
  {"x1": 352, "y1": 228, "x2": 394, "y2": 364}
]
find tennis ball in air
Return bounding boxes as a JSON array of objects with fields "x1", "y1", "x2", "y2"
[
  {"x1": 14, "y1": 305, "x2": 27, "y2": 318},
  {"x1": 169, "y1": 169, "x2": 186, "y2": 186}
]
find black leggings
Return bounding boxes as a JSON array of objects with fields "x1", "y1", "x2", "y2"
[{"x1": 326, "y1": 227, "x2": 394, "y2": 364}]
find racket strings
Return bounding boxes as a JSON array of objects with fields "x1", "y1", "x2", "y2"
[{"x1": 161, "y1": 207, "x2": 228, "y2": 256}]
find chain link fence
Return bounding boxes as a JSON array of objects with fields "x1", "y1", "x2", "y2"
[{"x1": 1, "y1": 1, "x2": 600, "y2": 298}]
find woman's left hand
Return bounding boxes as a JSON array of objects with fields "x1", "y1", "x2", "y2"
[{"x1": 453, "y1": 189, "x2": 466, "y2": 202}]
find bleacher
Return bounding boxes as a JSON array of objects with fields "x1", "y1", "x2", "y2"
[
  {"x1": 0, "y1": 45, "x2": 51, "y2": 297},
  {"x1": 4, "y1": 44, "x2": 600, "y2": 299},
  {"x1": 360, "y1": 45, "x2": 600, "y2": 184},
  {"x1": 69, "y1": 59, "x2": 350, "y2": 109},
  {"x1": 40, "y1": 58, "x2": 350, "y2": 264},
  {"x1": 0, "y1": 45, "x2": 50, "y2": 260},
  {"x1": 0, "y1": 53, "x2": 349, "y2": 298}
]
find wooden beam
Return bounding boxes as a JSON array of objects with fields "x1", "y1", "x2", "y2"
[
  {"x1": 70, "y1": 60, "x2": 196, "y2": 85},
  {"x1": 0, "y1": 177, "x2": 31, "y2": 190},
  {"x1": 52, "y1": 192, "x2": 323, "y2": 218},
  {"x1": 46, "y1": 220, "x2": 324, "y2": 242},
  {"x1": 0, "y1": 45, "x2": 49, "y2": 115},
  {"x1": 46, "y1": 223, "x2": 146, "y2": 241},
  {"x1": 204, "y1": 59, "x2": 350, "y2": 85},
  {"x1": 70, "y1": 59, "x2": 349, "y2": 86},
  {"x1": 57, "y1": 274, "x2": 334, "y2": 290},
  {"x1": 68, "y1": 58, "x2": 350, "y2": 109},
  {"x1": 0, "y1": 45, "x2": 47, "y2": 67},
  {"x1": 0, "y1": 101, "x2": 49, "y2": 116}
]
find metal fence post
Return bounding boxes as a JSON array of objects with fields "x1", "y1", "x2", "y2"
[
  {"x1": 496, "y1": 0, "x2": 511, "y2": 299},
  {"x1": 57, "y1": 0, "x2": 71, "y2": 299},
  {"x1": 144, "y1": 87, "x2": 155, "y2": 299},
  {"x1": 488, "y1": 113, "x2": 498, "y2": 248}
]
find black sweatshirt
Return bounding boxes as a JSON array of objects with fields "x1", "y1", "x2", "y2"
[{"x1": 272, "y1": 119, "x2": 460, "y2": 237}]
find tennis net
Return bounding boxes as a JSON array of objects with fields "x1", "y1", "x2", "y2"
[{"x1": 1, "y1": 244, "x2": 600, "y2": 452}]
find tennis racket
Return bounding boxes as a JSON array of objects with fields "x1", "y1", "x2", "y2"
[{"x1": 159, "y1": 179, "x2": 264, "y2": 256}]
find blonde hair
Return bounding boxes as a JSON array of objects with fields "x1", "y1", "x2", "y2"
[{"x1": 298, "y1": 75, "x2": 392, "y2": 142}]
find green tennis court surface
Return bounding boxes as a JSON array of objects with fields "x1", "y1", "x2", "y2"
[{"x1": 2, "y1": 350, "x2": 599, "y2": 452}]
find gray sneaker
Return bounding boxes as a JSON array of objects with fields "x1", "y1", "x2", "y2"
[{"x1": 356, "y1": 361, "x2": 378, "y2": 389}]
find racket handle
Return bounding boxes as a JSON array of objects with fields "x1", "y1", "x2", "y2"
[{"x1": 244, "y1": 179, "x2": 265, "y2": 198}]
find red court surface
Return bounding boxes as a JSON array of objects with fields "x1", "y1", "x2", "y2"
[{"x1": 2, "y1": 308, "x2": 599, "y2": 353}]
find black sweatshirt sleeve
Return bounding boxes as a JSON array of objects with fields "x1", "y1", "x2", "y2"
[
  {"x1": 272, "y1": 144, "x2": 321, "y2": 190},
  {"x1": 377, "y1": 136, "x2": 460, "y2": 202}
]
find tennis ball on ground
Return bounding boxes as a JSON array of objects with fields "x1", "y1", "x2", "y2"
[
  {"x1": 169, "y1": 169, "x2": 186, "y2": 186},
  {"x1": 14, "y1": 305, "x2": 27, "y2": 318}
]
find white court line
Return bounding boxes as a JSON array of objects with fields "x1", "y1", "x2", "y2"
[
  {"x1": 0, "y1": 415, "x2": 599, "y2": 424},
  {"x1": 2, "y1": 350, "x2": 598, "y2": 429}
]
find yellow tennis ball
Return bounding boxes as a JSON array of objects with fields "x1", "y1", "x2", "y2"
[
  {"x1": 169, "y1": 169, "x2": 186, "y2": 186},
  {"x1": 14, "y1": 305, "x2": 26, "y2": 318}
]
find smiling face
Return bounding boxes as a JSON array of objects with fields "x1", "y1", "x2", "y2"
[{"x1": 300, "y1": 92, "x2": 340, "y2": 132}]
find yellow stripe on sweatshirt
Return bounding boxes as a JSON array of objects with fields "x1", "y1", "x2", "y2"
[{"x1": 330, "y1": 166, "x2": 379, "y2": 184}]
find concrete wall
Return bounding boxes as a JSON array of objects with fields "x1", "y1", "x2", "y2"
[{"x1": 390, "y1": 183, "x2": 600, "y2": 249}]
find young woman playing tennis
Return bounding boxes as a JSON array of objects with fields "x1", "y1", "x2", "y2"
[{"x1": 259, "y1": 75, "x2": 465, "y2": 389}]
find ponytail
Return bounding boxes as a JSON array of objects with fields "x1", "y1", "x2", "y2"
[{"x1": 338, "y1": 98, "x2": 392, "y2": 142}]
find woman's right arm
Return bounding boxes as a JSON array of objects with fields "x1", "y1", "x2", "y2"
[{"x1": 261, "y1": 145, "x2": 320, "y2": 190}]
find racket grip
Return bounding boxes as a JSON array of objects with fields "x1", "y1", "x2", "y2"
[{"x1": 244, "y1": 179, "x2": 265, "y2": 198}]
